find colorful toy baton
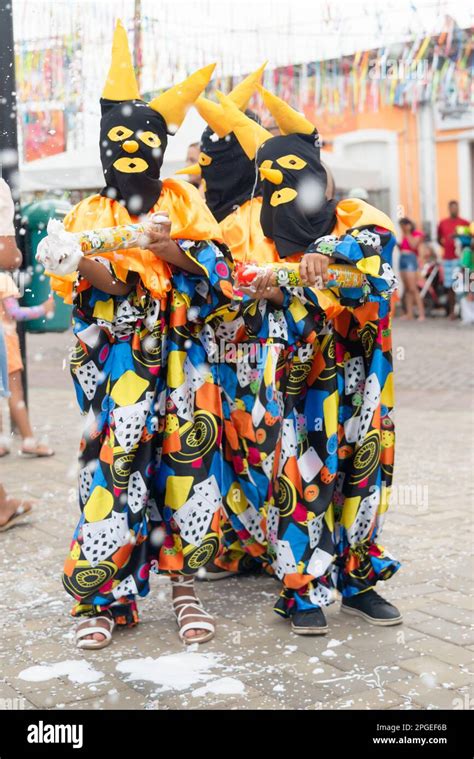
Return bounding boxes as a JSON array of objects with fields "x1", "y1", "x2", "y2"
[
  {"x1": 36, "y1": 214, "x2": 170, "y2": 276},
  {"x1": 234, "y1": 261, "x2": 366, "y2": 289}
]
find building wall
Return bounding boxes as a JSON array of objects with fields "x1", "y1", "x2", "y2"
[{"x1": 305, "y1": 101, "x2": 473, "y2": 232}]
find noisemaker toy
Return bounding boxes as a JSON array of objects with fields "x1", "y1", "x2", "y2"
[{"x1": 234, "y1": 261, "x2": 366, "y2": 289}]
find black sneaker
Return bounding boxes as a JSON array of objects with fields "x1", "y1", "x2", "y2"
[
  {"x1": 341, "y1": 589, "x2": 403, "y2": 626},
  {"x1": 291, "y1": 608, "x2": 328, "y2": 635}
]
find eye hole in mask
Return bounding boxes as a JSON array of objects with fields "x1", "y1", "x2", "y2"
[
  {"x1": 270, "y1": 187, "x2": 298, "y2": 207},
  {"x1": 137, "y1": 130, "x2": 162, "y2": 148},
  {"x1": 107, "y1": 125, "x2": 134, "y2": 141},
  {"x1": 276, "y1": 154, "x2": 307, "y2": 170}
]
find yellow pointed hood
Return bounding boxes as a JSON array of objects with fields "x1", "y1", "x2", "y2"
[
  {"x1": 195, "y1": 62, "x2": 267, "y2": 138},
  {"x1": 257, "y1": 84, "x2": 315, "y2": 135},
  {"x1": 102, "y1": 20, "x2": 141, "y2": 101},
  {"x1": 148, "y1": 63, "x2": 216, "y2": 133},
  {"x1": 215, "y1": 91, "x2": 273, "y2": 159}
]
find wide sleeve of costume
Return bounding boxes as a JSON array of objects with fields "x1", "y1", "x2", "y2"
[
  {"x1": 306, "y1": 226, "x2": 398, "y2": 318},
  {"x1": 171, "y1": 238, "x2": 235, "y2": 320}
]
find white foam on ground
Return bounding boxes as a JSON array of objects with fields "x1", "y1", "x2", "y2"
[
  {"x1": 192, "y1": 677, "x2": 245, "y2": 698},
  {"x1": 116, "y1": 652, "x2": 223, "y2": 692},
  {"x1": 18, "y1": 660, "x2": 104, "y2": 684},
  {"x1": 327, "y1": 638, "x2": 343, "y2": 648}
]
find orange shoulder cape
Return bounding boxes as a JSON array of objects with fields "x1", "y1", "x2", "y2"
[
  {"x1": 219, "y1": 197, "x2": 274, "y2": 264},
  {"x1": 244, "y1": 198, "x2": 396, "y2": 322},
  {"x1": 49, "y1": 178, "x2": 223, "y2": 302},
  {"x1": 251, "y1": 197, "x2": 395, "y2": 265}
]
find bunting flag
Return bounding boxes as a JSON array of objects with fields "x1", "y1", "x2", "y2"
[
  {"x1": 213, "y1": 27, "x2": 473, "y2": 116},
  {"x1": 12, "y1": 13, "x2": 473, "y2": 158}
]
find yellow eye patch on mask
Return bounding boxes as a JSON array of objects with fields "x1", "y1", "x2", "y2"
[
  {"x1": 199, "y1": 152, "x2": 213, "y2": 166},
  {"x1": 276, "y1": 154, "x2": 307, "y2": 170},
  {"x1": 107, "y1": 125, "x2": 134, "y2": 141},
  {"x1": 270, "y1": 187, "x2": 298, "y2": 207},
  {"x1": 137, "y1": 130, "x2": 162, "y2": 148}
]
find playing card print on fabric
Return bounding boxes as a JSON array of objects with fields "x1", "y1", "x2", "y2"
[
  {"x1": 275, "y1": 539, "x2": 297, "y2": 578},
  {"x1": 113, "y1": 399, "x2": 150, "y2": 453},
  {"x1": 172, "y1": 494, "x2": 215, "y2": 547},
  {"x1": 238, "y1": 505, "x2": 265, "y2": 543},
  {"x1": 344, "y1": 356, "x2": 365, "y2": 394},
  {"x1": 75, "y1": 360, "x2": 100, "y2": 401},
  {"x1": 127, "y1": 471, "x2": 148, "y2": 514},
  {"x1": 346, "y1": 486, "x2": 380, "y2": 545},
  {"x1": 308, "y1": 512, "x2": 325, "y2": 549}
]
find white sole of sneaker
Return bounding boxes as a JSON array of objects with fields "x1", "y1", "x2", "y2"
[
  {"x1": 290, "y1": 623, "x2": 328, "y2": 635},
  {"x1": 341, "y1": 605, "x2": 403, "y2": 626}
]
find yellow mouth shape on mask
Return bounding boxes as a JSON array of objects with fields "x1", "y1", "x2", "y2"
[
  {"x1": 113, "y1": 156, "x2": 149, "y2": 173},
  {"x1": 270, "y1": 187, "x2": 298, "y2": 207}
]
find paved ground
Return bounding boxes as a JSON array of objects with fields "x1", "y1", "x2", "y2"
[{"x1": 0, "y1": 318, "x2": 472, "y2": 711}]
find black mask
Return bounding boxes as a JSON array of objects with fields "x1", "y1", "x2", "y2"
[
  {"x1": 200, "y1": 110, "x2": 261, "y2": 223},
  {"x1": 257, "y1": 131, "x2": 337, "y2": 257},
  {"x1": 99, "y1": 99, "x2": 168, "y2": 215}
]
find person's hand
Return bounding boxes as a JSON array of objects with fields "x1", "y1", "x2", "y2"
[
  {"x1": 239, "y1": 269, "x2": 283, "y2": 304},
  {"x1": 43, "y1": 295, "x2": 55, "y2": 317},
  {"x1": 145, "y1": 213, "x2": 174, "y2": 258},
  {"x1": 299, "y1": 253, "x2": 334, "y2": 286},
  {"x1": 36, "y1": 235, "x2": 83, "y2": 275}
]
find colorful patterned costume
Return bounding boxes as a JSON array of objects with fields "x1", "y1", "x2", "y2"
[
  {"x1": 48, "y1": 22, "x2": 234, "y2": 625},
  {"x1": 178, "y1": 77, "x2": 281, "y2": 574},
  {"x1": 217, "y1": 91, "x2": 401, "y2": 616},
  {"x1": 57, "y1": 190, "x2": 232, "y2": 624}
]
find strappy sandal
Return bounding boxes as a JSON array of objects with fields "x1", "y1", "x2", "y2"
[
  {"x1": 0, "y1": 436, "x2": 10, "y2": 458},
  {"x1": 0, "y1": 500, "x2": 33, "y2": 532},
  {"x1": 171, "y1": 576, "x2": 215, "y2": 645},
  {"x1": 75, "y1": 614, "x2": 115, "y2": 650},
  {"x1": 19, "y1": 439, "x2": 54, "y2": 458}
]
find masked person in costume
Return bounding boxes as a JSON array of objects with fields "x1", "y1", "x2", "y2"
[
  {"x1": 175, "y1": 66, "x2": 281, "y2": 581},
  {"x1": 41, "y1": 21, "x2": 236, "y2": 648},
  {"x1": 218, "y1": 89, "x2": 401, "y2": 635}
]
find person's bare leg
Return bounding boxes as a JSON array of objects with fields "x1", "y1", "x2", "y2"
[
  {"x1": 400, "y1": 272, "x2": 415, "y2": 319},
  {"x1": 0, "y1": 407, "x2": 9, "y2": 456},
  {"x1": 447, "y1": 288, "x2": 457, "y2": 319},
  {"x1": 8, "y1": 371, "x2": 34, "y2": 439},
  {"x1": 8, "y1": 371, "x2": 53, "y2": 455},
  {"x1": 0, "y1": 483, "x2": 33, "y2": 527},
  {"x1": 414, "y1": 287, "x2": 425, "y2": 320}
]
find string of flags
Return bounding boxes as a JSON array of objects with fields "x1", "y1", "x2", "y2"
[{"x1": 13, "y1": 23, "x2": 473, "y2": 150}]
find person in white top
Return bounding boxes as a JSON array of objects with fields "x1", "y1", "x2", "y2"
[{"x1": 0, "y1": 177, "x2": 34, "y2": 531}]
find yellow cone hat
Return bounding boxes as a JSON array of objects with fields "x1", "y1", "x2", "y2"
[
  {"x1": 148, "y1": 63, "x2": 216, "y2": 133},
  {"x1": 257, "y1": 85, "x2": 315, "y2": 135},
  {"x1": 215, "y1": 91, "x2": 273, "y2": 159},
  {"x1": 195, "y1": 62, "x2": 267, "y2": 138},
  {"x1": 228, "y1": 62, "x2": 267, "y2": 109},
  {"x1": 102, "y1": 20, "x2": 141, "y2": 101}
]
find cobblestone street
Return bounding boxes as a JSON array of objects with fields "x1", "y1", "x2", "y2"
[{"x1": 0, "y1": 319, "x2": 472, "y2": 711}]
